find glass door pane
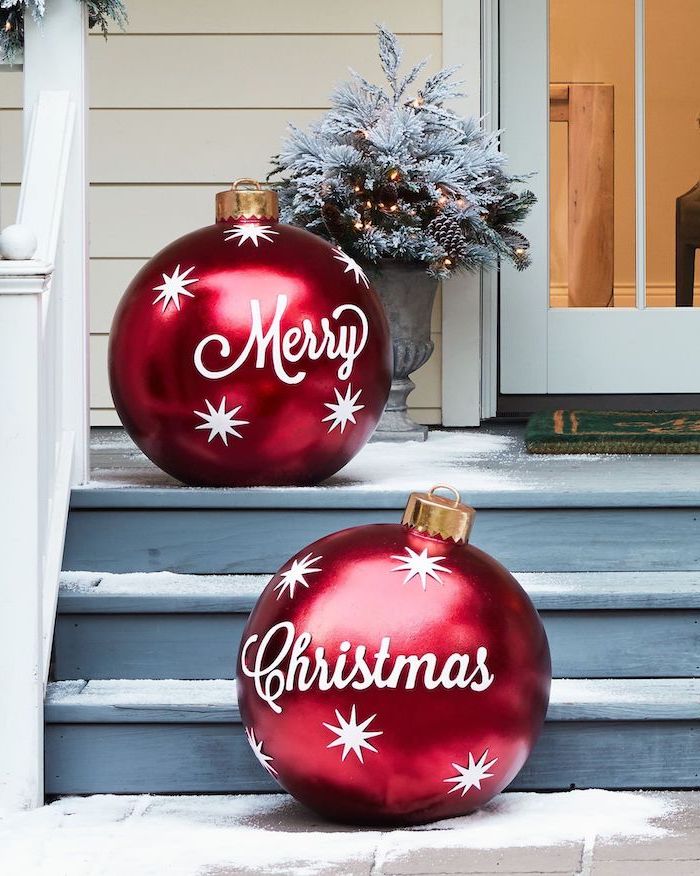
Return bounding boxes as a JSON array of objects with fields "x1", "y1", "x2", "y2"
[
  {"x1": 549, "y1": 0, "x2": 637, "y2": 308},
  {"x1": 646, "y1": 0, "x2": 700, "y2": 307}
]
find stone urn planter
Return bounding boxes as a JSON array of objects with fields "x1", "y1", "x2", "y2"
[{"x1": 365, "y1": 261, "x2": 439, "y2": 442}]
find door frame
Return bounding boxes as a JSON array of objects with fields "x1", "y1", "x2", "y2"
[
  {"x1": 493, "y1": 0, "x2": 700, "y2": 413},
  {"x1": 441, "y1": 0, "x2": 502, "y2": 424},
  {"x1": 440, "y1": 0, "x2": 484, "y2": 427},
  {"x1": 480, "y1": 0, "x2": 500, "y2": 419}
]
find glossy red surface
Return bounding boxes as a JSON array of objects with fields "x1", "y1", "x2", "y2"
[
  {"x1": 237, "y1": 523, "x2": 552, "y2": 825},
  {"x1": 109, "y1": 218, "x2": 391, "y2": 486}
]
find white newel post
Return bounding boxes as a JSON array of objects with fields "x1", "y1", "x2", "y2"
[
  {"x1": 0, "y1": 277, "x2": 46, "y2": 811},
  {"x1": 0, "y1": 1, "x2": 88, "y2": 812},
  {"x1": 24, "y1": 0, "x2": 90, "y2": 484}
]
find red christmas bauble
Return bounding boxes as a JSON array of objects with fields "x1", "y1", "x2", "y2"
[
  {"x1": 109, "y1": 182, "x2": 391, "y2": 486},
  {"x1": 237, "y1": 488, "x2": 551, "y2": 825}
]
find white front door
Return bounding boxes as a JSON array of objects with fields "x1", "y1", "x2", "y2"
[{"x1": 499, "y1": 0, "x2": 700, "y2": 396}]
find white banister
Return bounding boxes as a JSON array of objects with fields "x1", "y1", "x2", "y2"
[
  {"x1": 0, "y1": 1, "x2": 88, "y2": 813},
  {"x1": 0, "y1": 270, "x2": 46, "y2": 812},
  {"x1": 24, "y1": 0, "x2": 89, "y2": 485}
]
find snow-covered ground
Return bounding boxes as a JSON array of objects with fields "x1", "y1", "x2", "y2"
[{"x1": 0, "y1": 790, "x2": 685, "y2": 876}]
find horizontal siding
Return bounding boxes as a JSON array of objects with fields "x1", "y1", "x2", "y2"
[
  {"x1": 0, "y1": 35, "x2": 442, "y2": 109},
  {"x1": 0, "y1": 0, "x2": 445, "y2": 427},
  {"x1": 1, "y1": 109, "x2": 325, "y2": 183},
  {"x1": 88, "y1": 35, "x2": 441, "y2": 109},
  {"x1": 120, "y1": 1, "x2": 441, "y2": 34}
]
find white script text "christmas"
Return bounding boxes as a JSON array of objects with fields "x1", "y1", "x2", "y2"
[
  {"x1": 240, "y1": 621, "x2": 495, "y2": 714},
  {"x1": 193, "y1": 294, "x2": 369, "y2": 385}
]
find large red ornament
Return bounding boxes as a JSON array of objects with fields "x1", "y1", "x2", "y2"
[
  {"x1": 237, "y1": 487, "x2": 552, "y2": 825},
  {"x1": 109, "y1": 181, "x2": 391, "y2": 486}
]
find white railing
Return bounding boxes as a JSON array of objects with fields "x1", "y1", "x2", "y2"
[{"x1": 0, "y1": 0, "x2": 88, "y2": 812}]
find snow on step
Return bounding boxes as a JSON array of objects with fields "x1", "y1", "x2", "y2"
[
  {"x1": 45, "y1": 678, "x2": 700, "y2": 722},
  {"x1": 60, "y1": 571, "x2": 269, "y2": 598},
  {"x1": 0, "y1": 790, "x2": 681, "y2": 876},
  {"x1": 46, "y1": 678, "x2": 236, "y2": 708},
  {"x1": 547, "y1": 679, "x2": 700, "y2": 720},
  {"x1": 58, "y1": 569, "x2": 700, "y2": 611},
  {"x1": 517, "y1": 570, "x2": 700, "y2": 609},
  {"x1": 83, "y1": 424, "x2": 700, "y2": 508}
]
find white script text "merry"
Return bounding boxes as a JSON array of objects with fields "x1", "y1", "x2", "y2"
[
  {"x1": 240, "y1": 621, "x2": 495, "y2": 714},
  {"x1": 193, "y1": 294, "x2": 369, "y2": 385}
]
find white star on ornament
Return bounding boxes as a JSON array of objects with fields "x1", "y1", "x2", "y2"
[
  {"x1": 274, "y1": 552, "x2": 323, "y2": 600},
  {"x1": 224, "y1": 224, "x2": 279, "y2": 247},
  {"x1": 245, "y1": 727, "x2": 278, "y2": 776},
  {"x1": 322, "y1": 384, "x2": 365, "y2": 433},
  {"x1": 194, "y1": 396, "x2": 249, "y2": 445},
  {"x1": 332, "y1": 247, "x2": 370, "y2": 288},
  {"x1": 390, "y1": 546, "x2": 452, "y2": 591},
  {"x1": 444, "y1": 749, "x2": 498, "y2": 796},
  {"x1": 152, "y1": 264, "x2": 198, "y2": 313},
  {"x1": 323, "y1": 705, "x2": 383, "y2": 764}
]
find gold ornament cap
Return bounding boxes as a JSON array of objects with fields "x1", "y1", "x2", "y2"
[
  {"x1": 402, "y1": 485, "x2": 476, "y2": 544},
  {"x1": 216, "y1": 179, "x2": 279, "y2": 222}
]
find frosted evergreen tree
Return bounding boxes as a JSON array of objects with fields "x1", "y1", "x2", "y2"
[
  {"x1": 270, "y1": 26, "x2": 534, "y2": 277},
  {"x1": 0, "y1": 0, "x2": 127, "y2": 59}
]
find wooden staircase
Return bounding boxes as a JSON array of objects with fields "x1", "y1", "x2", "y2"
[{"x1": 45, "y1": 428, "x2": 700, "y2": 796}]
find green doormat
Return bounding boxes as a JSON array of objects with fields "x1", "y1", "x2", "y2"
[{"x1": 526, "y1": 410, "x2": 700, "y2": 454}]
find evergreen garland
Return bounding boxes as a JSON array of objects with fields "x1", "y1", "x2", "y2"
[
  {"x1": 0, "y1": 0, "x2": 127, "y2": 60},
  {"x1": 270, "y1": 26, "x2": 535, "y2": 277}
]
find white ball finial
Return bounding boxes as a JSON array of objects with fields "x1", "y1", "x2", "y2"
[{"x1": 0, "y1": 224, "x2": 38, "y2": 260}]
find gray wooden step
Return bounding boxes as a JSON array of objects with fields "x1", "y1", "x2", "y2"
[
  {"x1": 64, "y1": 503, "x2": 700, "y2": 573},
  {"x1": 53, "y1": 571, "x2": 700, "y2": 681},
  {"x1": 44, "y1": 678, "x2": 700, "y2": 795},
  {"x1": 71, "y1": 427, "x2": 700, "y2": 574}
]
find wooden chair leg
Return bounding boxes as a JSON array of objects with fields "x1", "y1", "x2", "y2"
[
  {"x1": 566, "y1": 84, "x2": 614, "y2": 307},
  {"x1": 676, "y1": 241, "x2": 696, "y2": 307}
]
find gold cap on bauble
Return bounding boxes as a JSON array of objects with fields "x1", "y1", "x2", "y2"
[
  {"x1": 402, "y1": 485, "x2": 475, "y2": 544},
  {"x1": 216, "y1": 179, "x2": 279, "y2": 222}
]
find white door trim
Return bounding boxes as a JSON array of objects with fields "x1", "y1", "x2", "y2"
[
  {"x1": 499, "y1": 0, "x2": 549, "y2": 395},
  {"x1": 480, "y1": 0, "x2": 500, "y2": 419},
  {"x1": 441, "y1": 0, "x2": 483, "y2": 426},
  {"x1": 500, "y1": 0, "x2": 700, "y2": 396}
]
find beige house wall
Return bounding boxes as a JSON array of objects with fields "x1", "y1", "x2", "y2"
[{"x1": 0, "y1": 0, "x2": 445, "y2": 426}]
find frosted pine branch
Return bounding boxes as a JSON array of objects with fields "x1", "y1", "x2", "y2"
[{"x1": 269, "y1": 25, "x2": 534, "y2": 276}]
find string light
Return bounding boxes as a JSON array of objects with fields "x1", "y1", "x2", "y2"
[
  {"x1": 389, "y1": 169, "x2": 400, "y2": 181},
  {"x1": 389, "y1": 204, "x2": 399, "y2": 212},
  {"x1": 412, "y1": 96, "x2": 424, "y2": 108},
  {"x1": 443, "y1": 257, "x2": 453, "y2": 267},
  {"x1": 353, "y1": 185, "x2": 362, "y2": 193},
  {"x1": 456, "y1": 198, "x2": 466, "y2": 208},
  {"x1": 515, "y1": 247, "x2": 525, "y2": 256},
  {"x1": 354, "y1": 220, "x2": 363, "y2": 230},
  {"x1": 365, "y1": 200, "x2": 373, "y2": 209}
]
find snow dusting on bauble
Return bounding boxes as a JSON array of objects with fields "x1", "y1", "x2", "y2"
[
  {"x1": 109, "y1": 180, "x2": 391, "y2": 486},
  {"x1": 237, "y1": 486, "x2": 552, "y2": 825}
]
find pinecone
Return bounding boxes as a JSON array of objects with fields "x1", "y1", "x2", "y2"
[
  {"x1": 429, "y1": 214, "x2": 469, "y2": 261},
  {"x1": 377, "y1": 182, "x2": 398, "y2": 208},
  {"x1": 502, "y1": 226, "x2": 529, "y2": 251},
  {"x1": 321, "y1": 201, "x2": 343, "y2": 233}
]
